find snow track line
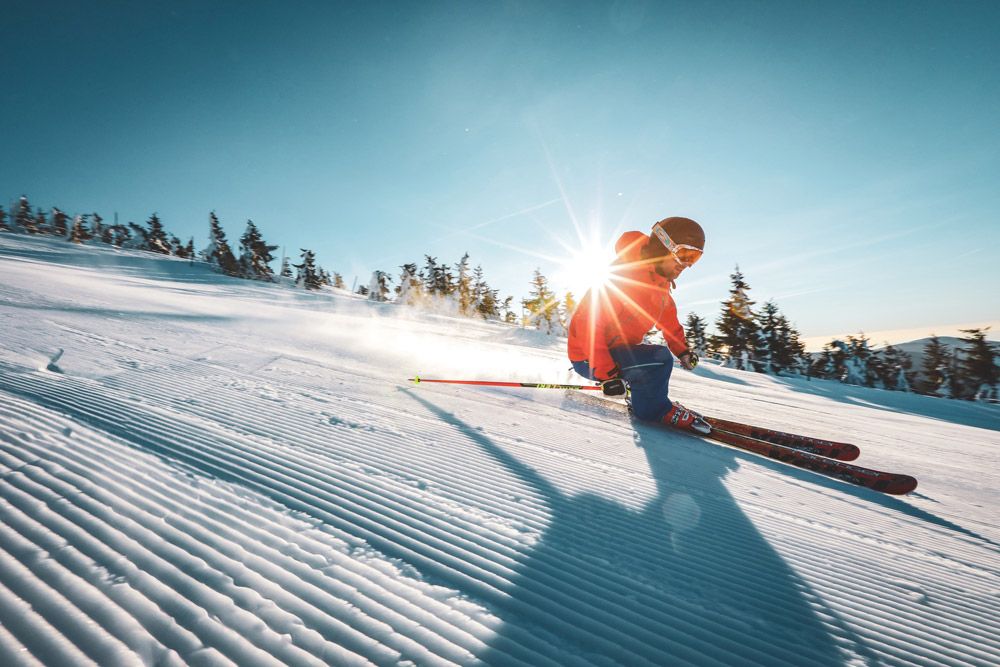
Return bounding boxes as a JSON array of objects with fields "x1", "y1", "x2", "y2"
[
  {"x1": 0, "y1": 378, "x2": 856, "y2": 663},
  {"x1": 19, "y1": 370, "x2": 868, "y2": 667},
  {"x1": 2, "y1": 374, "x2": 747, "y2": 666},
  {"x1": 7, "y1": 368, "x2": 1000, "y2": 664},
  {"x1": 2, "y1": 404, "x2": 489, "y2": 666},
  {"x1": 3, "y1": 376, "x2": 992, "y2": 667},
  {"x1": 3, "y1": 378, "x2": 728, "y2": 664}
]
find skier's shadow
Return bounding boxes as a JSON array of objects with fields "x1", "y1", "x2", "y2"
[{"x1": 408, "y1": 392, "x2": 873, "y2": 666}]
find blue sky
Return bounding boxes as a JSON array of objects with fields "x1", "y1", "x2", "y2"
[{"x1": 3, "y1": 1, "x2": 998, "y2": 346}]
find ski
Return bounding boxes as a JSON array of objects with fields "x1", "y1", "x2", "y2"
[
  {"x1": 703, "y1": 416, "x2": 860, "y2": 461},
  {"x1": 700, "y1": 427, "x2": 917, "y2": 495}
]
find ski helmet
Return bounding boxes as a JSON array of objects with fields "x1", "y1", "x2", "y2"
[{"x1": 648, "y1": 217, "x2": 705, "y2": 257}]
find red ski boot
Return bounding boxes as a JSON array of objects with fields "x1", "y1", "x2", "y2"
[{"x1": 662, "y1": 402, "x2": 711, "y2": 435}]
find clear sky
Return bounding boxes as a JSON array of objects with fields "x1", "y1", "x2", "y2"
[{"x1": 3, "y1": 1, "x2": 998, "y2": 347}]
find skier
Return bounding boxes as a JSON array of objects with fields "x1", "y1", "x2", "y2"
[{"x1": 567, "y1": 216, "x2": 710, "y2": 433}]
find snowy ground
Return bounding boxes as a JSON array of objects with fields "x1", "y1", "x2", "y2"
[{"x1": 1, "y1": 234, "x2": 999, "y2": 666}]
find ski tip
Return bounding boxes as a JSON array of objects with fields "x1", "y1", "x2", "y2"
[
  {"x1": 882, "y1": 475, "x2": 918, "y2": 495},
  {"x1": 409, "y1": 376, "x2": 420, "y2": 384},
  {"x1": 840, "y1": 445, "x2": 861, "y2": 462}
]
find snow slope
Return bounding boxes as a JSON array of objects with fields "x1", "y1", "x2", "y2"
[{"x1": 1, "y1": 233, "x2": 999, "y2": 667}]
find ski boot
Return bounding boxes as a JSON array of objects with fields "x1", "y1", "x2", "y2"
[{"x1": 662, "y1": 402, "x2": 711, "y2": 435}]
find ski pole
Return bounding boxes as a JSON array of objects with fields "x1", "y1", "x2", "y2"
[{"x1": 408, "y1": 375, "x2": 602, "y2": 390}]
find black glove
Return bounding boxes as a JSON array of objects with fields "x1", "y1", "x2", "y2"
[
  {"x1": 601, "y1": 378, "x2": 627, "y2": 396},
  {"x1": 679, "y1": 351, "x2": 699, "y2": 370}
]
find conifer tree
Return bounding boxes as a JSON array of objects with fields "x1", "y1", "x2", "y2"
[
  {"x1": 170, "y1": 235, "x2": 185, "y2": 255},
  {"x1": 332, "y1": 272, "x2": 345, "y2": 289},
  {"x1": 203, "y1": 212, "x2": 239, "y2": 275},
  {"x1": 69, "y1": 215, "x2": 88, "y2": 243},
  {"x1": 712, "y1": 266, "x2": 758, "y2": 370},
  {"x1": 280, "y1": 255, "x2": 293, "y2": 279},
  {"x1": 877, "y1": 343, "x2": 913, "y2": 391},
  {"x1": 52, "y1": 208, "x2": 69, "y2": 237},
  {"x1": 455, "y1": 253, "x2": 473, "y2": 315},
  {"x1": 144, "y1": 213, "x2": 171, "y2": 254},
  {"x1": 34, "y1": 208, "x2": 48, "y2": 234},
  {"x1": 397, "y1": 263, "x2": 423, "y2": 305},
  {"x1": 523, "y1": 269, "x2": 560, "y2": 334},
  {"x1": 502, "y1": 296, "x2": 516, "y2": 324},
  {"x1": 774, "y1": 314, "x2": 806, "y2": 375},
  {"x1": 0, "y1": 205, "x2": 8, "y2": 231},
  {"x1": 945, "y1": 351, "x2": 964, "y2": 400},
  {"x1": 480, "y1": 287, "x2": 500, "y2": 320},
  {"x1": 294, "y1": 249, "x2": 322, "y2": 290},
  {"x1": 90, "y1": 213, "x2": 104, "y2": 240},
  {"x1": 958, "y1": 328, "x2": 998, "y2": 401},
  {"x1": 684, "y1": 313, "x2": 709, "y2": 357},
  {"x1": 185, "y1": 237, "x2": 195, "y2": 259},
  {"x1": 422, "y1": 256, "x2": 439, "y2": 295},
  {"x1": 813, "y1": 339, "x2": 848, "y2": 380},
  {"x1": 368, "y1": 270, "x2": 391, "y2": 302},
  {"x1": 15, "y1": 196, "x2": 33, "y2": 232},
  {"x1": 108, "y1": 224, "x2": 131, "y2": 247},
  {"x1": 918, "y1": 335, "x2": 950, "y2": 395},
  {"x1": 238, "y1": 220, "x2": 276, "y2": 280},
  {"x1": 754, "y1": 301, "x2": 782, "y2": 373}
]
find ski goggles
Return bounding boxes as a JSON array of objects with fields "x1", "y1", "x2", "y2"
[{"x1": 651, "y1": 226, "x2": 703, "y2": 267}]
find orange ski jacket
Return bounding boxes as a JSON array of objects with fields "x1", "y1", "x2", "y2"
[{"x1": 567, "y1": 231, "x2": 688, "y2": 379}]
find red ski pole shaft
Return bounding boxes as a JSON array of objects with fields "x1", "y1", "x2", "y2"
[{"x1": 409, "y1": 376, "x2": 601, "y2": 390}]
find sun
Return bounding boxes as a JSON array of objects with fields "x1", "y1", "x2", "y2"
[{"x1": 556, "y1": 240, "x2": 614, "y2": 297}]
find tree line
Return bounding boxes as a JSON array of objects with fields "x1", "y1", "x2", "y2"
[
  {"x1": 1, "y1": 195, "x2": 341, "y2": 290},
  {"x1": 684, "y1": 266, "x2": 998, "y2": 401},
  {"x1": 4, "y1": 195, "x2": 995, "y2": 400}
]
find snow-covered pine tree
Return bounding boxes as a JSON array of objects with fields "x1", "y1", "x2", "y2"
[
  {"x1": 917, "y1": 335, "x2": 950, "y2": 395},
  {"x1": 397, "y1": 263, "x2": 423, "y2": 305},
  {"x1": 238, "y1": 220, "x2": 276, "y2": 280},
  {"x1": 422, "y1": 256, "x2": 439, "y2": 296},
  {"x1": 455, "y1": 253, "x2": 473, "y2": 315},
  {"x1": 773, "y1": 314, "x2": 806, "y2": 375},
  {"x1": 945, "y1": 350, "x2": 964, "y2": 400},
  {"x1": 684, "y1": 313, "x2": 709, "y2": 357},
  {"x1": 203, "y1": 212, "x2": 240, "y2": 275},
  {"x1": 69, "y1": 215, "x2": 88, "y2": 243},
  {"x1": 111, "y1": 224, "x2": 132, "y2": 247},
  {"x1": 502, "y1": 296, "x2": 516, "y2": 324},
  {"x1": 185, "y1": 237, "x2": 195, "y2": 260},
  {"x1": 15, "y1": 196, "x2": 34, "y2": 232},
  {"x1": 51, "y1": 208, "x2": 69, "y2": 237},
  {"x1": 90, "y1": 213, "x2": 104, "y2": 240},
  {"x1": 280, "y1": 255, "x2": 293, "y2": 279},
  {"x1": 480, "y1": 288, "x2": 500, "y2": 320},
  {"x1": 812, "y1": 339, "x2": 848, "y2": 380},
  {"x1": 170, "y1": 235, "x2": 185, "y2": 256},
  {"x1": 0, "y1": 205, "x2": 8, "y2": 231},
  {"x1": 877, "y1": 343, "x2": 913, "y2": 391},
  {"x1": 368, "y1": 271, "x2": 391, "y2": 302},
  {"x1": 294, "y1": 249, "x2": 322, "y2": 290},
  {"x1": 332, "y1": 272, "x2": 345, "y2": 290},
  {"x1": 712, "y1": 266, "x2": 758, "y2": 370},
  {"x1": 523, "y1": 268, "x2": 560, "y2": 334},
  {"x1": 143, "y1": 213, "x2": 170, "y2": 254},
  {"x1": 754, "y1": 300, "x2": 784, "y2": 374},
  {"x1": 34, "y1": 208, "x2": 48, "y2": 234},
  {"x1": 958, "y1": 328, "x2": 998, "y2": 401},
  {"x1": 843, "y1": 334, "x2": 875, "y2": 386}
]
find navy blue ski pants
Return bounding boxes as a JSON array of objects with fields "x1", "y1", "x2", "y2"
[{"x1": 572, "y1": 344, "x2": 675, "y2": 422}]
